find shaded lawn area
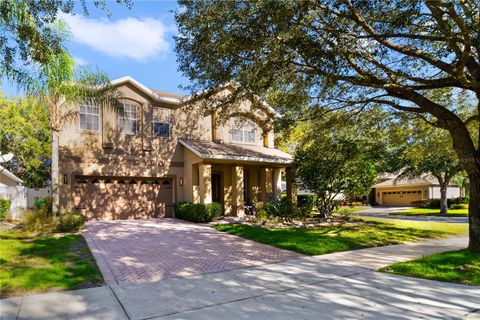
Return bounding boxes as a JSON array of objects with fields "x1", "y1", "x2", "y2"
[
  {"x1": 389, "y1": 208, "x2": 468, "y2": 217},
  {"x1": 0, "y1": 230, "x2": 103, "y2": 298},
  {"x1": 380, "y1": 250, "x2": 480, "y2": 286},
  {"x1": 214, "y1": 219, "x2": 468, "y2": 256}
]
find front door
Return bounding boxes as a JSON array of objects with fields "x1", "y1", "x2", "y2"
[{"x1": 211, "y1": 173, "x2": 222, "y2": 204}]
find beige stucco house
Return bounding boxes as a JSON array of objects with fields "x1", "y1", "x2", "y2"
[
  {"x1": 373, "y1": 175, "x2": 464, "y2": 206},
  {"x1": 58, "y1": 76, "x2": 295, "y2": 220}
]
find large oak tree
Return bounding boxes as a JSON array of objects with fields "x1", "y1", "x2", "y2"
[{"x1": 175, "y1": 0, "x2": 480, "y2": 251}]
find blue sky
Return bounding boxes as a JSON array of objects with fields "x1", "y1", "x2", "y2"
[{"x1": 2, "y1": 1, "x2": 189, "y2": 97}]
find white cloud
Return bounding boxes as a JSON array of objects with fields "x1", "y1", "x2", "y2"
[
  {"x1": 62, "y1": 14, "x2": 170, "y2": 60},
  {"x1": 73, "y1": 56, "x2": 87, "y2": 65}
]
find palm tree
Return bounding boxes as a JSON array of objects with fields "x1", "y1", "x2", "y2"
[{"x1": 25, "y1": 51, "x2": 123, "y2": 215}]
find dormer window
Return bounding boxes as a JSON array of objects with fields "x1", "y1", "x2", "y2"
[
  {"x1": 231, "y1": 119, "x2": 257, "y2": 144},
  {"x1": 119, "y1": 103, "x2": 138, "y2": 135},
  {"x1": 79, "y1": 104, "x2": 100, "y2": 131},
  {"x1": 153, "y1": 107, "x2": 172, "y2": 138}
]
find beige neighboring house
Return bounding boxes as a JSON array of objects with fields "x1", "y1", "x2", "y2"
[
  {"x1": 58, "y1": 76, "x2": 295, "y2": 220},
  {"x1": 373, "y1": 175, "x2": 464, "y2": 206}
]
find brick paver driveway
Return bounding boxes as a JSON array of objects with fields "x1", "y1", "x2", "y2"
[{"x1": 82, "y1": 219, "x2": 301, "y2": 285}]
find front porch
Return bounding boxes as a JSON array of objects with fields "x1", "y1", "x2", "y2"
[{"x1": 180, "y1": 139, "x2": 296, "y2": 216}]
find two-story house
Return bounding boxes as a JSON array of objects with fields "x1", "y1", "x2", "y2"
[{"x1": 59, "y1": 76, "x2": 295, "y2": 220}]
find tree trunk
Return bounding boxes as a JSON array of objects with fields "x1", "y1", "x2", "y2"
[
  {"x1": 468, "y1": 172, "x2": 480, "y2": 253},
  {"x1": 439, "y1": 183, "x2": 448, "y2": 215},
  {"x1": 51, "y1": 130, "x2": 60, "y2": 216}
]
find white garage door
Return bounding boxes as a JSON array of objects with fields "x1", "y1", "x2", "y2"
[{"x1": 382, "y1": 190, "x2": 423, "y2": 206}]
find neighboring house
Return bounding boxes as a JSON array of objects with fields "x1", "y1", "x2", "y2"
[
  {"x1": 0, "y1": 166, "x2": 51, "y2": 217},
  {"x1": 58, "y1": 76, "x2": 295, "y2": 220},
  {"x1": 372, "y1": 175, "x2": 464, "y2": 206},
  {"x1": 0, "y1": 165, "x2": 26, "y2": 217},
  {"x1": 0, "y1": 165, "x2": 23, "y2": 186}
]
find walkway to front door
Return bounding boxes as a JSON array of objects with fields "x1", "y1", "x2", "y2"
[{"x1": 82, "y1": 219, "x2": 301, "y2": 285}]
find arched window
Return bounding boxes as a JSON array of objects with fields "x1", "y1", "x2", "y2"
[{"x1": 231, "y1": 118, "x2": 257, "y2": 144}]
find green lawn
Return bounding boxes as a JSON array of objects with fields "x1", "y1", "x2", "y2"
[
  {"x1": 214, "y1": 219, "x2": 467, "y2": 256},
  {"x1": 389, "y1": 208, "x2": 468, "y2": 217},
  {"x1": 0, "y1": 230, "x2": 103, "y2": 298},
  {"x1": 335, "y1": 206, "x2": 370, "y2": 213},
  {"x1": 380, "y1": 250, "x2": 480, "y2": 286}
]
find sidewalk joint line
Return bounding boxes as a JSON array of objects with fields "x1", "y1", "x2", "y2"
[
  {"x1": 15, "y1": 297, "x2": 23, "y2": 320},
  {"x1": 108, "y1": 285, "x2": 131, "y2": 320}
]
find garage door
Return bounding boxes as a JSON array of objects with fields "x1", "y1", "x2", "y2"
[
  {"x1": 72, "y1": 176, "x2": 173, "y2": 220},
  {"x1": 382, "y1": 190, "x2": 423, "y2": 206}
]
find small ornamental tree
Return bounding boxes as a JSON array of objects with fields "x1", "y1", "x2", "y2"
[{"x1": 294, "y1": 124, "x2": 377, "y2": 218}]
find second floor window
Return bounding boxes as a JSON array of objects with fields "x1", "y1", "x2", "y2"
[
  {"x1": 119, "y1": 103, "x2": 138, "y2": 135},
  {"x1": 152, "y1": 107, "x2": 172, "y2": 138},
  {"x1": 231, "y1": 119, "x2": 257, "y2": 144},
  {"x1": 79, "y1": 104, "x2": 99, "y2": 131}
]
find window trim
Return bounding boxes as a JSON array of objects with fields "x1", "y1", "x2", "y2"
[
  {"x1": 79, "y1": 104, "x2": 100, "y2": 132},
  {"x1": 118, "y1": 103, "x2": 139, "y2": 136}
]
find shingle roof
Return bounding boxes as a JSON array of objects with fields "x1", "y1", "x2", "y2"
[
  {"x1": 373, "y1": 176, "x2": 438, "y2": 188},
  {"x1": 179, "y1": 139, "x2": 293, "y2": 164}
]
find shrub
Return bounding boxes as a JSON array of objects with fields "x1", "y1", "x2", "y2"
[
  {"x1": 450, "y1": 203, "x2": 468, "y2": 210},
  {"x1": 174, "y1": 202, "x2": 222, "y2": 223},
  {"x1": 33, "y1": 196, "x2": 53, "y2": 214},
  {"x1": 411, "y1": 200, "x2": 431, "y2": 208},
  {"x1": 449, "y1": 197, "x2": 468, "y2": 205},
  {"x1": 22, "y1": 209, "x2": 57, "y2": 233},
  {"x1": 428, "y1": 199, "x2": 441, "y2": 208},
  {"x1": 350, "y1": 201, "x2": 364, "y2": 206},
  {"x1": 251, "y1": 200, "x2": 270, "y2": 223},
  {"x1": 58, "y1": 212, "x2": 86, "y2": 232},
  {"x1": 265, "y1": 198, "x2": 296, "y2": 222},
  {"x1": 0, "y1": 198, "x2": 11, "y2": 220},
  {"x1": 297, "y1": 195, "x2": 316, "y2": 216}
]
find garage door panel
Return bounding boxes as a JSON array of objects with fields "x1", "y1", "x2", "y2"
[
  {"x1": 73, "y1": 176, "x2": 173, "y2": 220},
  {"x1": 382, "y1": 190, "x2": 423, "y2": 206}
]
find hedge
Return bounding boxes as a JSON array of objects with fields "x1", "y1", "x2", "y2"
[
  {"x1": 58, "y1": 212, "x2": 86, "y2": 232},
  {"x1": 174, "y1": 202, "x2": 222, "y2": 223},
  {"x1": 0, "y1": 198, "x2": 11, "y2": 219}
]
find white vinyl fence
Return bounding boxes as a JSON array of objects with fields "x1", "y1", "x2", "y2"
[{"x1": 0, "y1": 186, "x2": 50, "y2": 219}]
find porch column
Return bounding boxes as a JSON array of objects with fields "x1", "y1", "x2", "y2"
[
  {"x1": 199, "y1": 163, "x2": 212, "y2": 204},
  {"x1": 286, "y1": 166, "x2": 297, "y2": 205},
  {"x1": 231, "y1": 165, "x2": 245, "y2": 217},
  {"x1": 272, "y1": 168, "x2": 282, "y2": 200},
  {"x1": 260, "y1": 167, "x2": 267, "y2": 202}
]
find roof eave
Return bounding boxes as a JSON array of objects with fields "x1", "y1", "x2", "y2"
[{"x1": 111, "y1": 76, "x2": 182, "y2": 105}]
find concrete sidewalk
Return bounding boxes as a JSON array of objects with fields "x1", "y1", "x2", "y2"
[{"x1": 2, "y1": 236, "x2": 479, "y2": 320}]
